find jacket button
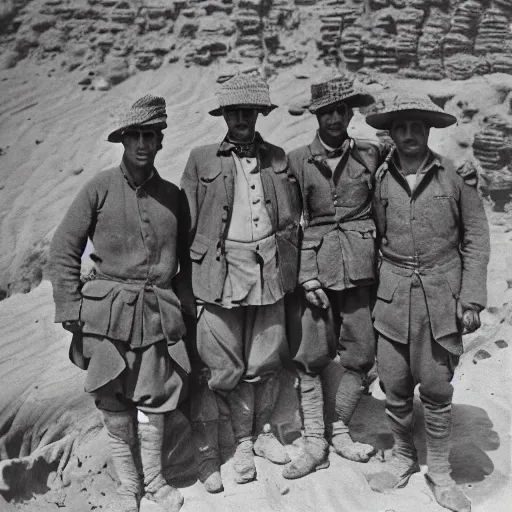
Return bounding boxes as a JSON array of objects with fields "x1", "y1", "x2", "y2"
[
  {"x1": 251, "y1": 185, "x2": 256, "y2": 189},
  {"x1": 333, "y1": 200, "x2": 338, "y2": 206},
  {"x1": 382, "y1": 237, "x2": 388, "y2": 246}
]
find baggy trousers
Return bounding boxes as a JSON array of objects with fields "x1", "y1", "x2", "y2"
[
  {"x1": 197, "y1": 299, "x2": 288, "y2": 391},
  {"x1": 377, "y1": 276, "x2": 460, "y2": 420},
  {"x1": 289, "y1": 286, "x2": 376, "y2": 376}
]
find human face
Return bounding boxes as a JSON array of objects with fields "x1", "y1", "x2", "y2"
[
  {"x1": 122, "y1": 127, "x2": 160, "y2": 169},
  {"x1": 223, "y1": 107, "x2": 259, "y2": 142},
  {"x1": 317, "y1": 102, "x2": 353, "y2": 145},
  {"x1": 389, "y1": 118, "x2": 430, "y2": 158}
]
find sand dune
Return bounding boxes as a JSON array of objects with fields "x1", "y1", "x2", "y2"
[{"x1": 0, "y1": 63, "x2": 511, "y2": 511}]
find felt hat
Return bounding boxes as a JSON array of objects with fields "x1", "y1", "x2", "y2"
[
  {"x1": 365, "y1": 93, "x2": 457, "y2": 130},
  {"x1": 209, "y1": 74, "x2": 277, "y2": 117},
  {"x1": 306, "y1": 74, "x2": 375, "y2": 114},
  {"x1": 107, "y1": 95, "x2": 167, "y2": 143}
]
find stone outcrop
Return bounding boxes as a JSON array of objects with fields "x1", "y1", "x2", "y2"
[
  {"x1": 1, "y1": 0, "x2": 512, "y2": 80},
  {"x1": 473, "y1": 97, "x2": 512, "y2": 210}
]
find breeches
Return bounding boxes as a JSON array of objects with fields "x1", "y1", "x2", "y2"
[
  {"x1": 290, "y1": 286, "x2": 376, "y2": 375},
  {"x1": 377, "y1": 282, "x2": 459, "y2": 417},
  {"x1": 197, "y1": 299, "x2": 288, "y2": 391},
  {"x1": 87, "y1": 337, "x2": 187, "y2": 414}
]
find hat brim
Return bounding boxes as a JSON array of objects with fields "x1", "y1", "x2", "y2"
[
  {"x1": 307, "y1": 93, "x2": 375, "y2": 114},
  {"x1": 107, "y1": 119, "x2": 167, "y2": 143},
  {"x1": 209, "y1": 104, "x2": 278, "y2": 117},
  {"x1": 365, "y1": 109, "x2": 457, "y2": 130}
]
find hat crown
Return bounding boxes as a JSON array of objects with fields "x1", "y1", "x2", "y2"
[
  {"x1": 378, "y1": 93, "x2": 443, "y2": 114},
  {"x1": 365, "y1": 92, "x2": 457, "y2": 130},
  {"x1": 216, "y1": 74, "x2": 273, "y2": 109},
  {"x1": 107, "y1": 94, "x2": 167, "y2": 142},
  {"x1": 311, "y1": 75, "x2": 356, "y2": 102},
  {"x1": 131, "y1": 94, "x2": 166, "y2": 111}
]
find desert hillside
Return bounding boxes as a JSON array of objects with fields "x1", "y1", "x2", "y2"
[{"x1": 1, "y1": 1, "x2": 512, "y2": 511}]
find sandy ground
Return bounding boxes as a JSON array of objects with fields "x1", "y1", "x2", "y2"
[{"x1": 0, "y1": 63, "x2": 511, "y2": 511}]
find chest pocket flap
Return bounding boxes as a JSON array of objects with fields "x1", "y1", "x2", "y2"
[{"x1": 199, "y1": 166, "x2": 222, "y2": 183}]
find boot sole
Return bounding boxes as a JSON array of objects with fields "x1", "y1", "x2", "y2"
[
  {"x1": 282, "y1": 458, "x2": 330, "y2": 480},
  {"x1": 395, "y1": 462, "x2": 421, "y2": 489},
  {"x1": 425, "y1": 475, "x2": 471, "y2": 512}
]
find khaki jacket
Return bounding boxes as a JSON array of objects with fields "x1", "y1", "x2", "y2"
[
  {"x1": 288, "y1": 135, "x2": 384, "y2": 289},
  {"x1": 372, "y1": 150, "x2": 490, "y2": 353},
  {"x1": 180, "y1": 134, "x2": 302, "y2": 305}
]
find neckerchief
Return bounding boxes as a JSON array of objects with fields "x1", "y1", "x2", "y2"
[{"x1": 218, "y1": 132, "x2": 263, "y2": 158}]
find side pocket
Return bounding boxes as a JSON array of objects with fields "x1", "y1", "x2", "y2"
[
  {"x1": 376, "y1": 272, "x2": 399, "y2": 303},
  {"x1": 298, "y1": 238, "x2": 322, "y2": 284},
  {"x1": 108, "y1": 288, "x2": 140, "y2": 340},
  {"x1": 343, "y1": 229, "x2": 376, "y2": 283},
  {"x1": 276, "y1": 233, "x2": 299, "y2": 293},
  {"x1": 80, "y1": 280, "x2": 115, "y2": 335}
]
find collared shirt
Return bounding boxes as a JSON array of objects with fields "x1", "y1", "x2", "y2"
[
  {"x1": 227, "y1": 153, "x2": 273, "y2": 242},
  {"x1": 317, "y1": 132, "x2": 353, "y2": 173},
  {"x1": 392, "y1": 150, "x2": 433, "y2": 193}
]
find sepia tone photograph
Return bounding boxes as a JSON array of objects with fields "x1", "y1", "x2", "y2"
[{"x1": 0, "y1": 1, "x2": 510, "y2": 511}]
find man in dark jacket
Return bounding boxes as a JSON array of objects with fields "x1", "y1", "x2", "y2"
[
  {"x1": 49, "y1": 96, "x2": 192, "y2": 512},
  {"x1": 366, "y1": 94, "x2": 490, "y2": 512},
  {"x1": 283, "y1": 75, "x2": 383, "y2": 479},
  {"x1": 180, "y1": 74, "x2": 302, "y2": 486}
]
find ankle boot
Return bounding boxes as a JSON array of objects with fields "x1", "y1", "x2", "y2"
[
  {"x1": 369, "y1": 405, "x2": 420, "y2": 492},
  {"x1": 423, "y1": 402, "x2": 471, "y2": 512},
  {"x1": 101, "y1": 410, "x2": 141, "y2": 512},
  {"x1": 331, "y1": 370, "x2": 376, "y2": 462},
  {"x1": 283, "y1": 371, "x2": 329, "y2": 479},
  {"x1": 253, "y1": 374, "x2": 290, "y2": 465},
  {"x1": 227, "y1": 382, "x2": 256, "y2": 484},
  {"x1": 139, "y1": 413, "x2": 184, "y2": 511}
]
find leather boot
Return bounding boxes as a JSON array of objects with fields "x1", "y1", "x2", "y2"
[
  {"x1": 283, "y1": 371, "x2": 329, "y2": 479},
  {"x1": 139, "y1": 413, "x2": 184, "y2": 511},
  {"x1": 424, "y1": 402, "x2": 471, "y2": 512},
  {"x1": 190, "y1": 371, "x2": 223, "y2": 493},
  {"x1": 368, "y1": 405, "x2": 420, "y2": 492},
  {"x1": 101, "y1": 409, "x2": 141, "y2": 512},
  {"x1": 227, "y1": 381, "x2": 256, "y2": 483},
  {"x1": 331, "y1": 370, "x2": 376, "y2": 462},
  {"x1": 253, "y1": 374, "x2": 290, "y2": 465}
]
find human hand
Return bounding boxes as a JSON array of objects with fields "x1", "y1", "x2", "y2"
[
  {"x1": 456, "y1": 301, "x2": 481, "y2": 334},
  {"x1": 303, "y1": 280, "x2": 330, "y2": 309}
]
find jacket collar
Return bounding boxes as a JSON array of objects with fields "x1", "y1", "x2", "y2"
[
  {"x1": 217, "y1": 131, "x2": 267, "y2": 157},
  {"x1": 120, "y1": 160, "x2": 156, "y2": 191},
  {"x1": 309, "y1": 132, "x2": 353, "y2": 158}
]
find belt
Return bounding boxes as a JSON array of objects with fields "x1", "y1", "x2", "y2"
[{"x1": 381, "y1": 253, "x2": 421, "y2": 270}]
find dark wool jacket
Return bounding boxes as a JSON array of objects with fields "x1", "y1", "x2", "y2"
[
  {"x1": 288, "y1": 135, "x2": 385, "y2": 289},
  {"x1": 49, "y1": 164, "x2": 191, "y2": 347},
  {"x1": 180, "y1": 134, "x2": 302, "y2": 305},
  {"x1": 372, "y1": 150, "x2": 490, "y2": 354}
]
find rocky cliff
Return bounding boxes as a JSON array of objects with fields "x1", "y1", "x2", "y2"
[{"x1": 1, "y1": 0, "x2": 512, "y2": 86}]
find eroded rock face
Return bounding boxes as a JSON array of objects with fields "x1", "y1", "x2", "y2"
[{"x1": 3, "y1": 0, "x2": 510, "y2": 82}]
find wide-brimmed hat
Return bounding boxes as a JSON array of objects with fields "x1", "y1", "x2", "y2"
[
  {"x1": 365, "y1": 93, "x2": 457, "y2": 130},
  {"x1": 209, "y1": 74, "x2": 277, "y2": 117},
  {"x1": 306, "y1": 74, "x2": 375, "y2": 114},
  {"x1": 107, "y1": 95, "x2": 168, "y2": 143}
]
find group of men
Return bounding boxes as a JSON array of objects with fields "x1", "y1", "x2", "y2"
[{"x1": 49, "y1": 72, "x2": 490, "y2": 512}]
